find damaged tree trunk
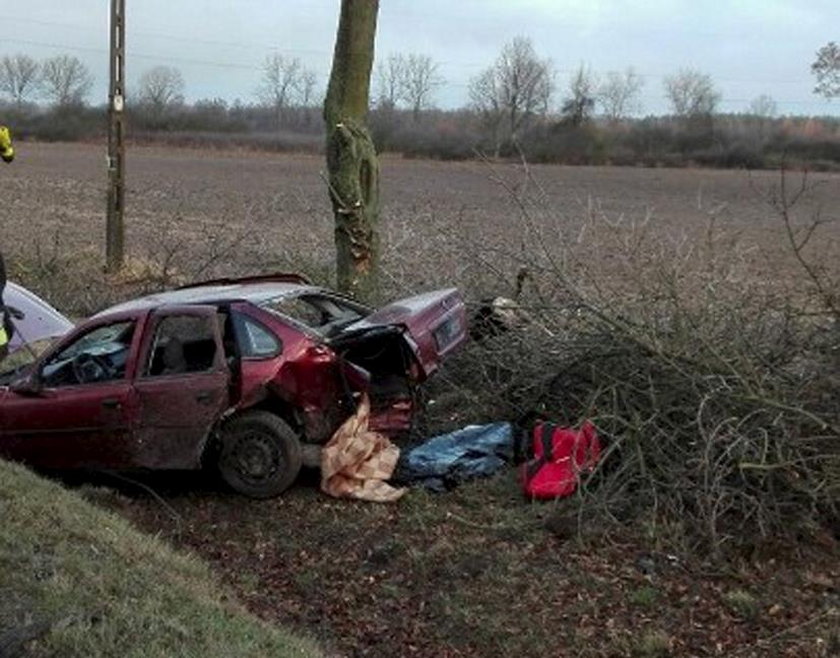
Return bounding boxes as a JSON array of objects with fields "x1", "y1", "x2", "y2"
[{"x1": 324, "y1": 0, "x2": 380, "y2": 301}]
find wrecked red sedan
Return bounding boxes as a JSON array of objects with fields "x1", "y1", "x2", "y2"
[{"x1": 0, "y1": 274, "x2": 467, "y2": 497}]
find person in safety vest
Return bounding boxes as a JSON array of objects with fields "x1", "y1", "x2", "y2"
[
  {"x1": 0, "y1": 125, "x2": 15, "y2": 358},
  {"x1": 0, "y1": 126, "x2": 13, "y2": 163}
]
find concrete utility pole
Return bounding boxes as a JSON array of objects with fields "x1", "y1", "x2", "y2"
[{"x1": 106, "y1": 0, "x2": 126, "y2": 272}]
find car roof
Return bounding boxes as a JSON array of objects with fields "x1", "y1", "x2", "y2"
[{"x1": 93, "y1": 281, "x2": 324, "y2": 318}]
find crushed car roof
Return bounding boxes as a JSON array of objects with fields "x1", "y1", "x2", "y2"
[{"x1": 94, "y1": 281, "x2": 327, "y2": 318}]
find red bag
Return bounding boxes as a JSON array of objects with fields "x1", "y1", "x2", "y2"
[{"x1": 521, "y1": 421, "x2": 601, "y2": 499}]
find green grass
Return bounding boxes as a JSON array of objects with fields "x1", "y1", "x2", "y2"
[
  {"x1": 722, "y1": 588, "x2": 760, "y2": 620},
  {"x1": 628, "y1": 585, "x2": 660, "y2": 608},
  {"x1": 631, "y1": 630, "x2": 671, "y2": 657},
  {"x1": 0, "y1": 459, "x2": 321, "y2": 658}
]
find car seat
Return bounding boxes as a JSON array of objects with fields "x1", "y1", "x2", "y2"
[{"x1": 161, "y1": 336, "x2": 187, "y2": 375}]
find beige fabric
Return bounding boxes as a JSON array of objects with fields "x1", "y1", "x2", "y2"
[{"x1": 320, "y1": 394, "x2": 407, "y2": 502}]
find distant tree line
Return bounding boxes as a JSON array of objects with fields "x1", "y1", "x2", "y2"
[{"x1": 1, "y1": 38, "x2": 838, "y2": 170}]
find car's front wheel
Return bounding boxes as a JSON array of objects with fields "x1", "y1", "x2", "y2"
[{"x1": 217, "y1": 411, "x2": 302, "y2": 498}]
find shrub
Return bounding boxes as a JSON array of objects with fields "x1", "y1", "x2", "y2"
[{"x1": 434, "y1": 164, "x2": 840, "y2": 554}]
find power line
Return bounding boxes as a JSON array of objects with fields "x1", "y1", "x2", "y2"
[
  {"x1": 3, "y1": 13, "x2": 815, "y2": 87},
  {"x1": 2, "y1": 37, "x2": 262, "y2": 72},
  {"x1": 4, "y1": 14, "x2": 330, "y2": 57}
]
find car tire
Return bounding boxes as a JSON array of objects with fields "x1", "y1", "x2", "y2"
[{"x1": 218, "y1": 411, "x2": 302, "y2": 499}]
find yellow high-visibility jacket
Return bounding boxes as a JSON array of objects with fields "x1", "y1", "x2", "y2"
[
  {"x1": 0, "y1": 135, "x2": 10, "y2": 353},
  {"x1": 0, "y1": 125, "x2": 14, "y2": 163}
]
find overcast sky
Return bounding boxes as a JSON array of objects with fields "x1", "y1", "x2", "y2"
[{"x1": 5, "y1": 0, "x2": 839, "y2": 116}]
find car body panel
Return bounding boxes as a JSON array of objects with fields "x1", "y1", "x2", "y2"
[
  {"x1": 0, "y1": 309, "x2": 146, "y2": 469},
  {"x1": 131, "y1": 306, "x2": 230, "y2": 469},
  {"x1": 0, "y1": 380, "x2": 137, "y2": 469}
]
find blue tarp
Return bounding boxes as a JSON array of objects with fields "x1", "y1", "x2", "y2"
[{"x1": 395, "y1": 422, "x2": 514, "y2": 492}]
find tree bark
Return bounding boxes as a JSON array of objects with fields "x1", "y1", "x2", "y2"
[{"x1": 324, "y1": 0, "x2": 380, "y2": 300}]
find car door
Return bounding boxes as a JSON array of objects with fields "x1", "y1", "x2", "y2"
[
  {"x1": 0, "y1": 318, "x2": 141, "y2": 470},
  {"x1": 131, "y1": 306, "x2": 230, "y2": 469}
]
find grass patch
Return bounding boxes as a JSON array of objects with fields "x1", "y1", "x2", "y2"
[
  {"x1": 723, "y1": 588, "x2": 760, "y2": 620},
  {"x1": 631, "y1": 630, "x2": 671, "y2": 657},
  {"x1": 0, "y1": 459, "x2": 321, "y2": 658},
  {"x1": 629, "y1": 585, "x2": 660, "y2": 608}
]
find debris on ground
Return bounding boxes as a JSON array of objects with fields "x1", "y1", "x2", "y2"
[
  {"x1": 395, "y1": 422, "x2": 513, "y2": 491},
  {"x1": 320, "y1": 394, "x2": 406, "y2": 502},
  {"x1": 520, "y1": 420, "x2": 601, "y2": 499}
]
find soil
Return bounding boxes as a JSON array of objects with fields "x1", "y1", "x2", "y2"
[{"x1": 93, "y1": 470, "x2": 840, "y2": 658}]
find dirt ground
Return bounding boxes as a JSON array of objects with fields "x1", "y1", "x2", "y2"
[
  {"x1": 6, "y1": 142, "x2": 840, "y2": 657},
  {"x1": 86, "y1": 470, "x2": 839, "y2": 658},
  {"x1": 4, "y1": 142, "x2": 839, "y2": 308}
]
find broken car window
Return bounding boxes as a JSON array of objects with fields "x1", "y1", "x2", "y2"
[
  {"x1": 145, "y1": 314, "x2": 218, "y2": 377},
  {"x1": 264, "y1": 294, "x2": 364, "y2": 336},
  {"x1": 41, "y1": 321, "x2": 135, "y2": 387}
]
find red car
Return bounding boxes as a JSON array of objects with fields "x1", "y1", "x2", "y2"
[{"x1": 0, "y1": 274, "x2": 467, "y2": 497}]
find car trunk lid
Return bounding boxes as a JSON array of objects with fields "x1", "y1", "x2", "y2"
[{"x1": 338, "y1": 288, "x2": 466, "y2": 380}]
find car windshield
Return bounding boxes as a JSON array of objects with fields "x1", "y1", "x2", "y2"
[{"x1": 40, "y1": 321, "x2": 135, "y2": 387}]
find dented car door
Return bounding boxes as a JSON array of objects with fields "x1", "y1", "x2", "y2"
[
  {"x1": 131, "y1": 306, "x2": 230, "y2": 469},
  {"x1": 0, "y1": 318, "x2": 141, "y2": 469}
]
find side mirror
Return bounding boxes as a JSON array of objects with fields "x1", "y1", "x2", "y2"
[{"x1": 10, "y1": 370, "x2": 43, "y2": 396}]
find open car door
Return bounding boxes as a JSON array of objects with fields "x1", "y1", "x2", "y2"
[{"x1": 131, "y1": 306, "x2": 230, "y2": 469}]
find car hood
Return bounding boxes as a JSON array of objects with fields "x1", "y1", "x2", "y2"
[{"x1": 4, "y1": 282, "x2": 74, "y2": 353}]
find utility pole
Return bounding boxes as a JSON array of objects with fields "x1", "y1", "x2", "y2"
[{"x1": 106, "y1": 0, "x2": 126, "y2": 273}]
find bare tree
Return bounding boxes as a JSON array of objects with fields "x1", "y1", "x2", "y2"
[
  {"x1": 137, "y1": 65, "x2": 185, "y2": 117},
  {"x1": 663, "y1": 69, "x2": 720, "y2": 118},
  {"x1": 747, "y1": 94, "x2": 777, "y2": 142},
  {"x1": 299, "y1": 68, "x2": 318, "y2": 107},
  {"x1": 0, "y1": 54, "x2": 40, "y2": 107},
  {"x1": 469, "y1": 36, "x2": 553, "y2": 151},
  {"x1": 40, "y1": 55, "x2": 93, "y2": 107},
  {"x1": 324, "y1": 0, "x2": 380, "y2": 299},
  {"x1": 258, "y1": 54, "x2": 302, "y2": 127},
  {"x1": 375, "y1": 54, "x2": 406, "y2": 110},
  {"x1": 747, "y1": 94, "x2": 777, "y2": 117},
  {"x1": 811, "y1": 41, "x2": 839, "y2": 99},
  {"x1": 401, "y1": 54, "x2": 443, "y2": 121},
  {"x1": 561, "y1": 65, "x2": 597, "y2": 126},
  {"x1": 597, "y1": 67, "x2": 644, "y2": 121}
]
